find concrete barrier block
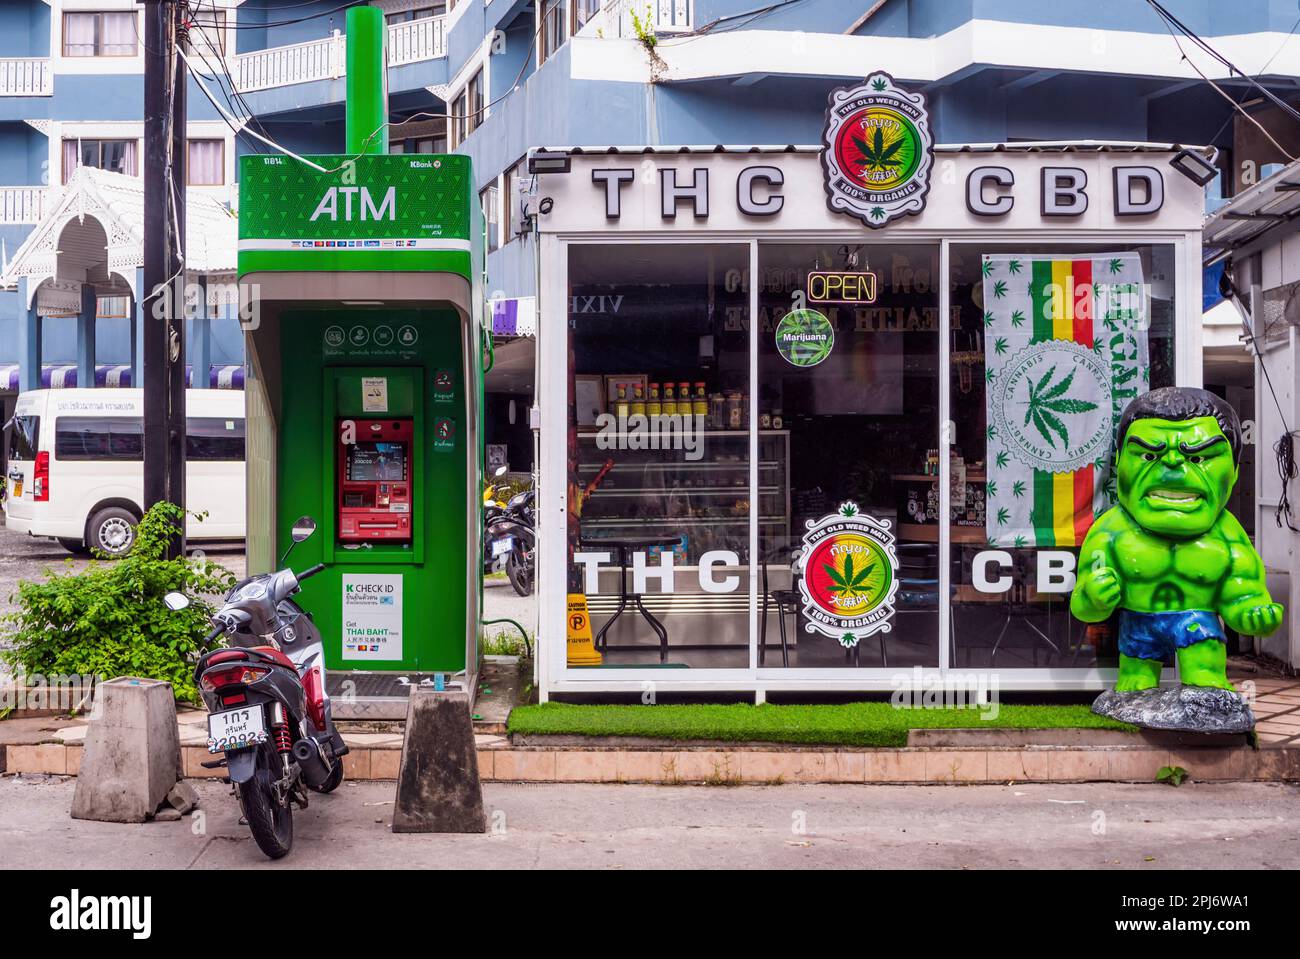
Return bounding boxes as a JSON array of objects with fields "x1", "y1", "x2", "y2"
[
  {"x1": 70, "y1": 677, "x2": 182, "y2": 823},
  {"x1": 391, "y1": 689, "x2": 486, "y2": 833}
]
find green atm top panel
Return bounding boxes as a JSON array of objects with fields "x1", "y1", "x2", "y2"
[{"x1": 237, "y1": 154, "x2": 472, "y2": 278}]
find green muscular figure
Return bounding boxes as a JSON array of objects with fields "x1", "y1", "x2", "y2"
[{"x1": 1071, "y1": 387, "x2": 1283, "y2": 692}]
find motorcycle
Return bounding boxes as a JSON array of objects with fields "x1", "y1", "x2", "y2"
[
  {"x1": 489, "y1": 488, "x2": 535, "y2": 597},
  {"x1": 164, "y1": 515, "x2": 347, "y2": 860},
  {"x1": 482, "y1": 465, "x2": 509, "y2": 575}
]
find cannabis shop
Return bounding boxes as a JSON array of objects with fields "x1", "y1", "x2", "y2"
[{"x1": 526, "y1": 75, "x2": 1210, "y2": 699}]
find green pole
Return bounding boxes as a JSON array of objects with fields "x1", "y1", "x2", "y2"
[{"x1": 345, "y1": 5, "x2": 388, "y2": 156}]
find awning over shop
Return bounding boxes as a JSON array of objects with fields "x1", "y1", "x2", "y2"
[{"x1": 0, "y1": 363, "x2": 245, "y2": 392}]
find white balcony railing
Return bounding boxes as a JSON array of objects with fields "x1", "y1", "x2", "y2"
[
  {"x1": 580, "y1": 0, "x2": 693, "y2": 40},
  {"x1": 0, "y1": 58, "x2": 53, "y2": 97},
  {"x1": 231, "y1": 15, "x2": 447, "y2": 94},
  {"x1": 0, "y1": 187, "x2": 47, "y2": 225}
]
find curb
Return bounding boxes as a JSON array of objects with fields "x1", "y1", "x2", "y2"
[{"x1": 5, "y1": 739, "x2": 1298, "y2": 785}]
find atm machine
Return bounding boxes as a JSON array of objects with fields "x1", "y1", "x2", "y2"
[{"x1": 236, "y1": 7, "x2": 484, "y2": 708}]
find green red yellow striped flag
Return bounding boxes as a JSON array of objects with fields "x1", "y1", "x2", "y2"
[{"x1": 983, "y1": 253, "x2": 1148, "y2": 548}]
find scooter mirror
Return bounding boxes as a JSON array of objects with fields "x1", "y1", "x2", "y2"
[
  {"x1": 291, "y1": 516, "x2": 317, "y2": 543},
  {"x1": 163, "y1": 591, "x2": 190, "y2": 611}
]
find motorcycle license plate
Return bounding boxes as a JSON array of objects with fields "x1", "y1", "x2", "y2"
[
  {"x1": 10, "y1": 480, "x2": 20, "y2": 498},
  {"x1": 207, "y1": 705, "x2": 268, "y2": 754},
  {"x1": 491, "y1": 536, "x2": 514, "y2": 558}
]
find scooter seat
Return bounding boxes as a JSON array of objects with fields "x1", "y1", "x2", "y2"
[{"x1": 249, "y1": 645, "x2": 296, "y2": 670}]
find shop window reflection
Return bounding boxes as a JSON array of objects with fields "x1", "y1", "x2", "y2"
[
  {"x1": 567, "y1": 244, "x2": 753, "y2": 668},
  {"x1": 948, "y1": 243, "x2": 1177, "y2": 669},
  {"x1": 758, "y1": 243, "x2": 941, "y2": 669}
]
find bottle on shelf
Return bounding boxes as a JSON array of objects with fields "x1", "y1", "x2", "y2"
[
  {"x1": 663, "y1": 382, "x2": 677, "y2": 416},
  {"x1": 647, "y1": 382, "x2": 661, "y2": 419},
  {"x1": 692, "y1": 382, "x2": 708, "y2": 418},
  {"x1": 615, "y1": 383, "x2": 629, "y2": 420}
]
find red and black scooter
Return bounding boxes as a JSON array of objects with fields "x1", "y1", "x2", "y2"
[{"x1": 165, "y1": 515, "x2": 347, "y2": 860}]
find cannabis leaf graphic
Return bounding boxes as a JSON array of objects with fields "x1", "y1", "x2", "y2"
[
  {"x1": 1008, "y1": 259, "x2": 1022, "y2": 275},
  {"x1": 823, "y1": 553, "x2": 877, "y2": 604},
  {"x1": 992, "y1": 280, "x2": 1008, "y2": 299},
  {"x1": 987, "y1": 424, "x2": 998, "y2": 441},
  {"x1": 995, "y1": 450, "x2": 1010, "y2": 469},
  {"x1": 839, "y1": 502, "x2": 859, "y2": 517},
  {"x1": 994, "y1": 336, "x2": 1008, "y2": 355},
  {"x1": 1022, "y1": 364, "x2": 1098, "y2": 449},
  {"x1": 997, "y1": 507, "x2": 1010, "y2": 526},
  {"x1": 1011, "y1": 309, "x2": 1025, "y2": 328},
  {"x1": 983, "y1": 311, "x2": 996, "y2": 328},
  {"x1": 987, "y1": 480, "x2": 998, "y2": 498},
  {"x1": 981, "y1": 260, "x2": 994, "y2": 277},
  {"x1": 1013, "y1": 534, "x2": 1028, "y2": 548},
  {"x1": 870, "y1": 206, "x2": 885, "y2": 220},
  {"x1": 871, "y1": 77, "x2": 887, "y2": 91},
  {"x1": 852, "y1": 126, "x2": 904, "y2": 173},
  {"x1": 1108, "y1": 258, "x2": 1122, "y2": 274},
  {"x1": 1012, "y1": 479, "x2": 1027, "y2": 498}
]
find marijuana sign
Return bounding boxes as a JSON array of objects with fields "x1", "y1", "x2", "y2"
[
  {"x1": 821, "y1": 71, "x2": 934, "y2": 229},
  {"x1": 982, "y1": 253, "x2": 1149, "y2": 548},
  {"x1": 797, "y1": 502, "x2": 900, "y2": 648},
  {"x1": 776, "y1": 308, "x2": 835, "y2": 367}
]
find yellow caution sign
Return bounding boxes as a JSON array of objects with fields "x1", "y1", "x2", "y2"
[{"x1": 566, "y1": 593, "x2": 603, "y2": 666}]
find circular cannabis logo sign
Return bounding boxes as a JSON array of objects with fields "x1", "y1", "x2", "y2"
[
  {"x1": 821, "y1": 71, "x2": 934, "y2": 229},
  {"x1": 776, "y1": 309, "x2": 834, "y2": 367},
  {"x1": 992, "y1": 341, "x2": 1113, "y2": 474},
  {"x1": 797, "y1": 502, "x2": 899, "y2": 648}
]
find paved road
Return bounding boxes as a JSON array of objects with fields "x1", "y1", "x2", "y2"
[{"x1": 2, "y1": 777, "x2": 1297, "y2": 869}]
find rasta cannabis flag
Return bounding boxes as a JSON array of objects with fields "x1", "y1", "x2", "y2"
[{"x1": 982, "y1": 253, "x2": 1149, "y2": 548}]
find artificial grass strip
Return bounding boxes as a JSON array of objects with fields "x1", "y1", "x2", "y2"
[{"x1": 508, "y1": 702, "x2": 1134, "y2": 748}]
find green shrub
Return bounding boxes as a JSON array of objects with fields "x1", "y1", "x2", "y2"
[{"x1": 2, "y1": 502, "x2": 234, "y2": 703}]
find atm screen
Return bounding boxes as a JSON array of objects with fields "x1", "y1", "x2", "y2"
[{"x1": 346, "y1": 442, "x2": 408, "y2": 482}]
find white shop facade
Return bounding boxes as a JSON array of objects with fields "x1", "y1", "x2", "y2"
[{"x1": 528, "y1": 122, "x2": 1208, "y2": 701}]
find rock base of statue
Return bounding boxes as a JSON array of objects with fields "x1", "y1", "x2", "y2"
[{"x1": 1092, "y1": 684, "x2": 1255, "y2": 734}]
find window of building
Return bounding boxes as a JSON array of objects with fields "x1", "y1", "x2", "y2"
[
  {"x1": 539, "y1": 0, "x2": 565, "y2": 65},
  {"x1": 63, "y1": 11, "x2": 138, "y2": 58},
  {"x1": 466, "y1": 69, "x2": 483, "y2": 136},
  {"x1": 481, "y1": 182, "x2": 500, "y2": 254},
  {"x1": 386, "y1": 5, "x2": 446, "y2": 25},
  {"x1": 62, "y1": 138, "x2": 138, "y2": 183},
  {"x1": 946, "y1": 242, "x2": 1177, "y2": 670},
  {"x1": 451, "y1": 87, "x2": 468, "y2": 148},
  {"x1": 187, "y1": 139, "x2": 225, "y2": 186},
  {"x1": 572, "y1": 0, "x2": 601, "y2": 33},
  {"x1": 391, "y1": 134, "x2": 447, "y2": 154},
  {"x1": 97, "y1": 296, "x2": 130, "y2": 319},
  {"x1": 502, "y1": 164, "x2": 518, "y2": 244},
  {"x1": 186, "y1": 7, "x2": 227, "y2": 59}
]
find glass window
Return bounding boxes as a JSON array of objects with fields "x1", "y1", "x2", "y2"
[
  {"x1": 55, "y1": 417, "x2": 142, "y2": 461},
  {"x1": 948, "y1": 243, "x2": 1177, "y2": 670},
  {"x1": 567, "y1": 243, "x2": 752, "y2": 669},
  {"x1": 63, "y1": 139, "x2": 138, "y2": 183},
  {"x1": 540, "y1": 0, "x2": 565, "y2": 64},
  {"x1": 572, "y1": 0, "x2": 601, "y2": 33},
  {"x1": 386, "y1": 6, "x2": 445, "y2": 25},
  {"x1": 758, "y1": 243, "x2": 942, "y2": 669},
  {"x1": 7, "y1": 415, "x2": 40, "y2": 462},
  {"x1": 186, "y1": 417, "x2": 245, "y2": 462},
  {"x1": 466, "y1": 69, "x2": 483, "y2": 136},
  {"x1": 187, "y1": 139, "x2": 225, "y2": 186},
  {"x1": 63, "y1": 12, "x2": 138, "y2": 57},
  {"x1": 481, "y1": 182, "x2": 499, "y2": 254},
  {"x1": 186, "y1": 7, "x2": 226, "y2": 58},
  {"x1": 97, "y1": 295, "x2": 130, "y2": 318}
]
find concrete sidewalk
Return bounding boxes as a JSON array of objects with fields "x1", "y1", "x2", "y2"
[{"x1": 1, "y1": 776, "x2": 1298, "y2": 869}]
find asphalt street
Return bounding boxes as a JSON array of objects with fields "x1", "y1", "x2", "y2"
[{"x1": 2, "y1": 777, "x2": 1298, "y2": 869}]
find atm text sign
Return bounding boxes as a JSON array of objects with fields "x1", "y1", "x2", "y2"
[{"x1": 807, "y1": 271, "x2": 877, "y2": 305}]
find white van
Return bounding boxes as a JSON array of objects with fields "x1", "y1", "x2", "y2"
[{"x1": 4, "y1": 388, "x2": 246, "y2": 556}]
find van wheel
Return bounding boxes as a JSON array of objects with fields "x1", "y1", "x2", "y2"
[
  {"x1": 57, "y1": 537, "x2": 89, "y2": 555},
  {"x1": 87, "y1": 507, "x2": 137, "y2": 558}
]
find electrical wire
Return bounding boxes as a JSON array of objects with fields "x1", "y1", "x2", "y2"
[
  {"x1": 1150, "y1": 6, "x2": 1297, "y2": 162},
  {"x1": 186, "y1": 0, "x2": 273, "y2": 153},
  {"x1": 1206, "y1": 10, "x2": 1300, "y2": 148},
  {"x1": 186, "y1": 1, "x2": 364, "y2": 31}
]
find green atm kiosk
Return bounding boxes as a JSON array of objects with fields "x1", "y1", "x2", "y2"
[{"x1": 237, "y1": 8, "x2": 483, "y2": 704}]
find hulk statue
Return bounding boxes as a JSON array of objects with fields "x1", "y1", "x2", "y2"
[{"x1": 1070, "y1": 387, "x2": 1283, "y2": 731}]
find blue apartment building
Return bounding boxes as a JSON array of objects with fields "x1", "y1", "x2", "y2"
[{"x1": 0, "y1": 0, "x2": 1297, "y2": 441}]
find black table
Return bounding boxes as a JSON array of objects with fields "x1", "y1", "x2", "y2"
[{"x1": 580, "y1": 535, "x2": 683, "y2": 664}]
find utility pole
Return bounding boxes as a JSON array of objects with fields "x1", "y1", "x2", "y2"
[{"x1": 141, "y1": 0, "x2": 187, "y2": 558}]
